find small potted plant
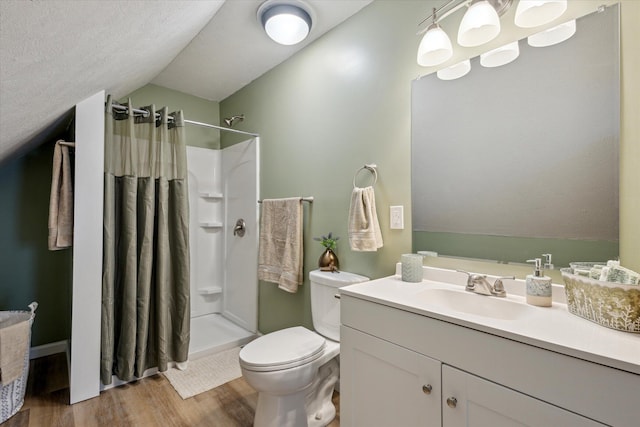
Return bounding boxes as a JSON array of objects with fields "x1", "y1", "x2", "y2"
[{"x1": 314, "y1": 232, "x2": 340, "y2": 272}]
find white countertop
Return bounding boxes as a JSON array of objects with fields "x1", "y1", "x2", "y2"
[{"x1": 340, "y1": 267, "x2": 640, "y2": 375}]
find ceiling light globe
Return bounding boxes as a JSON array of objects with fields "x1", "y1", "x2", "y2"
[
  {"x1": 457, "y1": 0, "x2": 501, "y2": 47},
  {"x1": 417, "y1": 24, "x2": 453, "y2": 67},
  {"x1": 515, "y1": 0, "x2": 567, "y2": 28},
  {"x1": 261, "y1": 4, "x2": 311, "y2": 46}
]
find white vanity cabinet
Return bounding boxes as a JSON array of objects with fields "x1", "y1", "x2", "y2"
[
  {"x1": 341, "y1": 325, "x2": 602, "y2": 427},
  {"x1": 441, "y1": 365, "x2": 603, "y2": 427},
  {"x1": 340, "y1": 282, "x2": 640, "y2": 427},
  {"x1": 340, "y1": 326, "x2": 442, "y2": 426}
]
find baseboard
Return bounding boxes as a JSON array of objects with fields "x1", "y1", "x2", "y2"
[{"x1": 29, "y1": 340, "x2": 68, "y2": 359}]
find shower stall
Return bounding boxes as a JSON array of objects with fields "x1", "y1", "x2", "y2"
[
  {"x1": 186, "y1": 139, "x2": 259, "y2": 358},
  {"x1": 68, "y1": 93, "x2": 260, "y2": 402}
]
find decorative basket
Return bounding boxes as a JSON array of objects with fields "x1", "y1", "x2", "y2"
[
  {"x1": 561, "y1": 268, "x2": 640, "y2": 333},
  {"x1": 0, "y1": 302, "x2": 37, "y2": 423}
]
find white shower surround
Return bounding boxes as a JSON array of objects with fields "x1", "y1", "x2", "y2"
[{"x1": 186, "y1": 141, "x2": 259, "y2": 359}]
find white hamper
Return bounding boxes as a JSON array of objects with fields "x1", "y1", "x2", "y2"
[{"x1": 0, "y1": 302, "x2": 37, "y2": 423}]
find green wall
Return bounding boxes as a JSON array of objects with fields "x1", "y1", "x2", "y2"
[
  {"x1": 0, "y1": 143, "x2": 72, "y2": 347},
  {"x1": 126, "y1": 84, "x2": 221, "y2": 149},
  {"x1": 620, "y1": 0, "x2": 640, "y2": 272},
  {"x1": 221, "y1": 0, "x2": 639, "y2": 334},
  {"x1": 221, "y1": 1, "x2": 418, "y2": 333}
]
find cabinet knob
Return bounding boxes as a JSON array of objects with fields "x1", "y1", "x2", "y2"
[
  {"x1": 446, "y1": 397, "x2": 457, "y2": 408},
  {"x1": 422, "y1": 384, "x2": 432, "y2": 395}
]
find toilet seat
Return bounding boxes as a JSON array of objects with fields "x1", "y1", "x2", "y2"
[{"x1": 240, "y1": 326, "x2": 326, "y2": 372}]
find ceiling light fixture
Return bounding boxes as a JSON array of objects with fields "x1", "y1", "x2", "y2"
[
  {"x1": 480, "y1": 40, "x2": 520, "y2": 67},
  {"x1": 514, "y1": 0, "x2": 568, "y2": 28},
  {"x1": 527, "y1": 19, "x2": 576, "y2": 47},
  {"x1": 258, "y1": 1, "x2": 312, "y2": 46},
  {"x1": 417, "y1": 9, "x2": 453, "y2": 67}
]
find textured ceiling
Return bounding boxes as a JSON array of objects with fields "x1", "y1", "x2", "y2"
[{"x1": 0, "y1": 0, "x2": 371, "y2": 163}]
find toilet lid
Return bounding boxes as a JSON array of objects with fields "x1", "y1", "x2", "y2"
[{"x1": 239, "y1": 326, "x2": 326, "y2": 372}]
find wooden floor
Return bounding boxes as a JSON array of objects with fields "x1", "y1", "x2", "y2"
[{"x1": 4, "y1": 353, "x2": 340, "y2": 427}]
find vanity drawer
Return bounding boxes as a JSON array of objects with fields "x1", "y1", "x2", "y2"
[{"x1": 341, "y1": 294, "x2": 640, "y2": 427}]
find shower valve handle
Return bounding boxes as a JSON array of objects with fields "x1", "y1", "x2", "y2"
[{"x1": 233, "y1": 219, "x2": 246, "y2": 237}]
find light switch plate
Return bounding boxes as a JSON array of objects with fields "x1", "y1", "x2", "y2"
[{"x1": 390, "y1": 205, "x2": 404, "y2": 229}]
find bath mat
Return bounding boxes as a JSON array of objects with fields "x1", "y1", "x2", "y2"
[{"x1": 163, "y1": 347, "x2": 242, "y2": 399}]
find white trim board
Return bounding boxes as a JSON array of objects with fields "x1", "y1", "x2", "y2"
[{"x1": 29, "y1": 340, "x2": 68, "y2": 359}]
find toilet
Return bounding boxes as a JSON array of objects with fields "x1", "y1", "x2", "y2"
[{"x1": 239, "y1": 269, "x2": 369, "y2": 427}]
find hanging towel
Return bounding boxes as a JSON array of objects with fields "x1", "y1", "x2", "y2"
[
  {"x1": 258, "y1": 198, "x2": 304, "y2": 293},
  {"x1": 348, "y1": 186, "x2": 383, "y2": 251},
  {"x1": 48, "y1": 140, "x2": 74, "y2": 250},
  {"x1": 0, "y1": 317, "x2": 29, "y2": 385}
]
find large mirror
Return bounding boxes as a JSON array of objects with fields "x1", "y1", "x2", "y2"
[{"x1": 411, "y1": 5, "x2": 619, "y2": 268}]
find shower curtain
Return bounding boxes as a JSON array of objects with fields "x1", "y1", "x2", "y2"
[{"x1": 101, "y1": 96, "x2": 190, "y2": 385}]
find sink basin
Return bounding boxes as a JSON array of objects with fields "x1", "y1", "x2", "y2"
[{"x1": 417, "y1": 288, "x2": 533, "y2": 321}]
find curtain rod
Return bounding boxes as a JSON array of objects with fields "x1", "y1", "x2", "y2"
[
  {"x1": 184, "y1": 119, "x2": 259, "y2": 137},
  {"x1": 109, "y1": 103, "x2": 259, "y2": 137}
]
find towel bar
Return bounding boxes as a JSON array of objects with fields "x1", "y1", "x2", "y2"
[{"x1": 258, "y1": 197, "x2": 313, "y2": 203}]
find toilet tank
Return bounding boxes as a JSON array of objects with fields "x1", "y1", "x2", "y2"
[{"x1": 310, "y1": 269, "x2": 369, "y2": 341}]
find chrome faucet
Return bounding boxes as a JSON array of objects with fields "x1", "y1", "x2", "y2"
[{"x1": 456, "y1": 270, "x2": 515, "y2": 298}]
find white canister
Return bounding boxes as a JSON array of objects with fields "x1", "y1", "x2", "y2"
[{"x1": 401, "y1": 254, "x2": 423, "y2": 282}]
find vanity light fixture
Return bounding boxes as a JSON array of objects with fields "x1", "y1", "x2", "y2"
[
  {"x1": 258, "y1": 1, "x2": 313, "y2": 46},
  {"x1": 417, "y1": 8, "x2": 453, "y2": 67},
  {"x1": 416, "y1": 0, "x2": 512, "y2": 67},
  {"x1": 514, "y1": 0, "x2": 568, "y2": 28},
  {"x1": 480, "y1": 40, "x2": 519, "y2": 67},
  {"x1": 437, "y1": 59, "x2": 471, "y2": 80},
  {"x1": 527, "y1": 19, "x2": 576, "y2": 47}
]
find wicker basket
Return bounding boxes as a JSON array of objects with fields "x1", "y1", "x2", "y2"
[
  {"x1": 0, "y1": 302, "x2": 37, "y2": 423},
  {"x1": 561, "y1": 268, "x2": 640, "y2": 333}
]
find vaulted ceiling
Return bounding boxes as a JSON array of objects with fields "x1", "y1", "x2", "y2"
[{"x1": 0, "y1": 0, "x2": 372, "y2": 163}]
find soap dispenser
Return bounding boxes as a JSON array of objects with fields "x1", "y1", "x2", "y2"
[{"x1": 525, "y1": 258, "x2": 552, "y2": 307}]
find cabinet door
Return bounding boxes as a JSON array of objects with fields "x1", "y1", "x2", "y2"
[
  {"x1": 340, "y1": 326, "x2": 441, "y2": 427},
  {"x1": 442, "y1": 365, "x2": 605, "y2": 427}
]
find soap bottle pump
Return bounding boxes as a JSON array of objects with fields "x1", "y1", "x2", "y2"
[{"x1": 525, "y1": 258, "x2": 552, "y2": 307}]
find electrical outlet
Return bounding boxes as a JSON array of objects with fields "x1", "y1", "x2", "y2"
[{"x1": 390, "y1": 205, "x2": 404, "y2": 229}]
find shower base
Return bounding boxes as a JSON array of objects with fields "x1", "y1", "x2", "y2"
[{"x1": 189, "y1": 313, "x2": 256, "y2": 360}]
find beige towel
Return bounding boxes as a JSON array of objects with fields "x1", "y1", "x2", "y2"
[
  {"x1": 258, "y1": 198, "x2": 304, "y2": 293},
  {"x1": 0, "y1": 317, "x2": 29, "y2": 385},
  {"x1": 48, "y1": 140, "x2": 74, "y2": 250},
  {"x1": 348, "y1": 186, "x2": 383, "y2": 251}
]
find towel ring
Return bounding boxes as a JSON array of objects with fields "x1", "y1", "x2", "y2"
[{"x1": 353, "y1": 164, "x2": 378, "y2": 189}]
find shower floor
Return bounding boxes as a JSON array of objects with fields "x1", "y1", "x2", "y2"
[{"x1": 189, "y1": 313, "x2": 256, "y2": 360}]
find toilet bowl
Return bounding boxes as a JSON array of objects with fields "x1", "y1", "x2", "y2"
[{"x1": 239, "y1": 270, "x2": 369, "y2": 427}]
